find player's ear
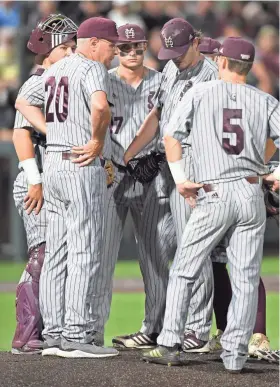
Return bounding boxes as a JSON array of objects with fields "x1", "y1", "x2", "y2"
[
  {"x1": 90, "y1": 37, "x2": 98, "y2": 49},
  {"x1": 193, "y1": 38, "x2": 200, "y2": 51}
]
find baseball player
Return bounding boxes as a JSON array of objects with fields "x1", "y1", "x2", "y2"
[
  {"x1": 198, "y1": 37, "x2": 221, "y2": 62},
  {"x1": 15, "y1": 17, "x2": 122, "y2": 358},
  {"x1": 11, "y1": 14, "x2": 78, "y2": 355},
  {"x1": 143, "y1": 37, "x2": 279, "y2": 373},
  {"x1": 85, "y1": 23, "x2": 163, "y2": 347},
  {"x1": 121, "y1": 18, "x2": 224, "y2": 351}
]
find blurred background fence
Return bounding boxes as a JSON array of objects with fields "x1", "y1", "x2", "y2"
[{"x1": 0, "y1": 0, "x2": 279, "y2": 261}]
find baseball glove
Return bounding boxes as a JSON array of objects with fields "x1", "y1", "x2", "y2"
[
  {"x1": 126, "y1": 151, "x2": 166, "y2": 184},
  {"x1": 263, "y1": 183, "x2": 279, "y2": 219},
  {"x1": 104, "y1": 160, "x2": 114, "y2": 188},
  {"x1": 263, "y1": 161, "x2": 279, "y2": 222}
]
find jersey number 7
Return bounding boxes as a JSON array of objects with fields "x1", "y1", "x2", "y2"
[
  {"x1": 222, "y1": 108, "x2": 244, "y2": 155},
  {"x1": 45, "y1": 76, "x2": 69, "y2": 123}
]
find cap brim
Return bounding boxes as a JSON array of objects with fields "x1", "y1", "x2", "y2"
[
  {"x1": 158, "y1": 43, "x2": 190, "y2": 60},
  {"x1": 106, "y1": 36, "x2": 127, "y2": 43},
  {"x1": 116, "y1": 39, "x2": 148, "y2": 45}
]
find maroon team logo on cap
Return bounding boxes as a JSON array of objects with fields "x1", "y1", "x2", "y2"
[{"x1": 158, "y1": 18, "x2": 195, "y2": 60}]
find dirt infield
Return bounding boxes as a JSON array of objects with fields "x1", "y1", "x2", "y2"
[
  {"x1": 0, "y1": 275, "x2": 279, "y2": 293},
  {"x1": 0, "y1": 350, "x2": 278, "y2": 387}
]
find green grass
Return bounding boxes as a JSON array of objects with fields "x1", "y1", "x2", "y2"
[
  {"x1": 0, "y1": 292, "x2": 279, "y2": 351},
  {"x1": 0, "y1": 257, "x2": 278, "y2": 282}
]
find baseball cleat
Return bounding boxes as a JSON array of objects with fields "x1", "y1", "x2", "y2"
[
  {"x1": 11, "y1": 342, "x2": 42, "y2": 355},
  {"x1": 183, "y1": 329, "x2": 209, "y2": 353},
  {"x1": 57, "y1": 337, "x2": 119, "y2": 358},
  {"x1": 42, "y1": 336, "x2": 61, "y2": 356},
  {"x1": 254, "y1": 349, "x2": 279, "y2": 364},
  {"x1": 248, "y1": 333, "x2": 270, "y2": 357},
  {"x1": 142, "y1": 345, "x2": 182, "y2": 366},
  {"x1": 112, "y1": 332, "x2": 158, "y2": 349},
  {"x1": 204, "y1": 329, "x2": 223, "y2": 352}
]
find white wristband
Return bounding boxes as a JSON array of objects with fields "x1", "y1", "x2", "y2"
[
  {"x1": 168, "y1": 159, "x2": 188, "y2": 184},
  {"x1": 19, "y1": 158, "x2": 42, "y2": 185},
  {"x1": 273, "y1": 165, "x2": 280, "y2": 180}
]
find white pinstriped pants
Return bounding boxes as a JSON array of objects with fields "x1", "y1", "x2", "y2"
[
  {"x1": 92, "y1": 169, "x2": 151, "y2": 333},
  {"x1": 39, "y1": 152, "x2": 106, "y2": 343},
  {"x1": 13, "y1": 171, "x2": 47, "y2": 250},
  {"x1": 138, "y1": 155, "x2": 213, "y2": 338},
  {"x1": 157, "y1": 179, "x2": 266, "y2": 370}
]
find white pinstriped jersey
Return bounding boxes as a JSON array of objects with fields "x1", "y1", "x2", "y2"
[
  {"x1": 14, "y1": 68, "x2": 46, "y2": 169},
  {"x1": 167, "y1": 80, "x2": 280, "y2": 183},
  {"x1": 108, "y1": 67, "x2": 162, "y2": 165},
  {"x1": 20, "y1": 53, "x2": 111, "y2": 158},
  {"x1": 156, "y1": 57, "x2": 218, "y2": 152}
]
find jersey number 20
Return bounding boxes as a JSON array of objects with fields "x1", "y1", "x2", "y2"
[
  {"x1": 222, "y1": 108, "x2": 244, "y2": 155},
  {"x1": 45, "y1": 76, "x2": 69, "y2": 123}
]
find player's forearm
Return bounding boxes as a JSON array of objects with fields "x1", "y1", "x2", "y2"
[
  {"x1": 265, "y1": 138, "x2": 277, "y2": 163},
  {"x1": 91, "y1": 104, "x2": 111, "y2": 144},
  {"x1": 13, "y1": 129, "x2": 35, "y2": 161},
  {"x1": 163, "y1": 135, "x2": 182, "y2": 162},
  {"x1": 15, "y1": 98, "x2": 46, "y2": 135},
  {"x1": 125, "y1": 107, "x2": 160, "y2": 159}
]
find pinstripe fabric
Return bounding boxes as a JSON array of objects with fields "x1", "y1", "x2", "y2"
[
  {"x1": 108, "y1": 67, "x2": 162, "y2": 165},
  {"x1": 40, "y1": 153, "x2": 106, "y2": 341},
  {"x1": 160, "y1": 81, "x2": 278, "y2": 370},
  {"x1": 13, "y1": 71, "x2": 47, "y2": 292},
  {"x1": 24, "y1": 54, "x2": 110, "y2": 341},
  {"x1": 91, "y1": 68, "x2": 162, "y2": 332},
  {"x1": 157, "y1": 180, "x2": 266, "y2": 370},
  {"x1": 21, "y1": 54, "x2": 112, "y2": 159},
  {"x1": 168, "y1": 80, "x2": 279, "y2": 181},
  {"x1": 139, "y1": 58, "x2": 219, "y2": 338},
  {"x1": 13, "y1": 171, "x2": 47, "y2": 249},
  {"x1": 156, "y1": 58, "x2": 218, "y2": 151}
]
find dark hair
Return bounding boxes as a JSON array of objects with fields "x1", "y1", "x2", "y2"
[
  {"x1": 194, "y1": 30, "x2": 203, "y2": 45},
  {"x1": 227, "y1": 58, "x2": 253, "y2": 75}
]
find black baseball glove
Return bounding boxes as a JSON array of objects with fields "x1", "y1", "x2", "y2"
[
  {"x1": 126, "y1": 151, "x2": 166, "y2": 184},
  {"x1": 263, "y1": 183, "x2": 279, "y2": 221},
  {"x1": 263, "y1": 161, "x2": 279, "y2": 222}
]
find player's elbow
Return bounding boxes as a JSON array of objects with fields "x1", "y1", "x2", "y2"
[
  {"x1": 15, "y1": 98, "x2": 27, "y2": 112},
  {"x1": 93, "y1": 100, "x2": 110, "y2": 115}
]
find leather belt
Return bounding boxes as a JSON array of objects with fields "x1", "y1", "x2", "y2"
[
  {"x1": 62, "y1": 152, "x2": 105, "y2": 167},
  {"x1": 203, "y1": 176, "x2": 260, "y2": 193}
]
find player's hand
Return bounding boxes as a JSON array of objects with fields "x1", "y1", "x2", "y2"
[
  {"x1": 272, "y1": 180, "x2": 279, "y2": 192},
  {"x1": 263, "y1": 173, "x2": 279, "y2": 191},
  {"x1": 176, "y1": 181, "x2": 204, "y2": 208},
  {"x1": 24, "y1": 184, "x2": 44, "y2": 215},
  {"x1": 71, "y1": 139, "x2": 104, "y2": 167},
  {"x1": 123, "y1": 152, "x2": 132, "y2": 166}
]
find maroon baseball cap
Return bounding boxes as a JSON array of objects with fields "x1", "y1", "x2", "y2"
[
  {"x1": 218, "y1": 37, "x2": 255, "y2": 62},
  {"x1": 199, "y1": 37, "x2": 221, "y2": 55},
  {"x1": 77, "y1": 17, "x2": 122, "y2": 43},
  {"x1": 117, "y1": 24, "x2": 147, "y2": 43},
  {"x1": 158, "y1": 18, "x2": 195, "y2": 60}
]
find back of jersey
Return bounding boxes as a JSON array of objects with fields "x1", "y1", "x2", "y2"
[
  {"x1": 191, "y1": 80, "x2": 279, "y2": 183},
  {"x1": 42, "y1": 53, "x2": 109, "y2": 152}
]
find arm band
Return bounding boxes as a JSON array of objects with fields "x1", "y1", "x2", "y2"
[
  {"x1": 19, "y1": 158, "x2": 42, "y2": 185},
  {"x1": 168, "y1": 159, "x2": 188, "y2": 184},
  {"x1": 273, "y1": 165, "x2": 280, "y2": 180}
]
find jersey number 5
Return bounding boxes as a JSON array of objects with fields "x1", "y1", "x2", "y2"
[
  {"x1": 45, "y1": 76, "x2": 69, "y2": 123},
  {"x1": 222, "y1": 108, "x2": 244, "y2": 155}
]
